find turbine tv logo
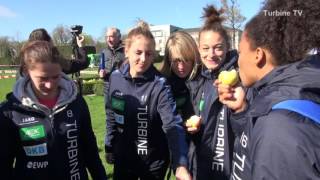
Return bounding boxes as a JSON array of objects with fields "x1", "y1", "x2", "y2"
[{"x1": 27, "y1": 161, "x2": 48, "y2": 169}]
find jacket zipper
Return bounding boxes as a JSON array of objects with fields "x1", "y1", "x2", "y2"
[{"x1": 48, "y1": 113, "x2": 56, "y2": 139}]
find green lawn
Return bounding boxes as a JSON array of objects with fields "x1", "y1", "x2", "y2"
[{"x1": 0, "y1": 78, "x2": 15, "y2": 101}]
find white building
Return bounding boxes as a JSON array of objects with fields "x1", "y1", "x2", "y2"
[
  {"x1": 150, "y1": 25, "x2": 182, "y2": 56},
  {"x1": 150, "y1": 24, "x2": 242, "y2": 55}
]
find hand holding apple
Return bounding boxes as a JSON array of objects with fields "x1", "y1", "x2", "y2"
[
  {"x1": 185, "y1": 115, "x2": 201, "y2": 134},
  {"x1": 218, "y1": 69, "x2": 239, "y2": 86}
]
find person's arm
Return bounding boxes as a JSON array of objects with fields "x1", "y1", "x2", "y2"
[
  {"x1": 104, "y1": 76, "x2": 117, "y2": 163},
  {"x1": 156, "y1": 78, "x2": 191, "y2": 179},
  {"x1": 0, "y1": 106, "x2": 15, "y2": 178},
  {"x1": 63, "y1": 35, "x2": 89, "y2": 74},
  {"x1": 250, "y1": 111, "x2": 320, "y2": 180},
  {"x1": 78, "y1": 97, "x2": 107, "y2": 179}
]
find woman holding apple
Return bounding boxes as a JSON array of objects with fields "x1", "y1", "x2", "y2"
[
  {"x1": 216, "y1": 0, "x2": 320, "y2": 179},
  {"x1": 164, "y1": 5, "x2": 241, "y2": 180},
  {"x1": 161, "y1": 31, "x2": 201, "y2": 132}
]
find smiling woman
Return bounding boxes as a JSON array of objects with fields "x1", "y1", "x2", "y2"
[{"x1": 105, "y1": 20, "x2": 191, "y2": 180}]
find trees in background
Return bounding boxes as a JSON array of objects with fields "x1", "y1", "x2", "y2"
[
  {"x1": 0, "y1": 37, "x2": 23, "y2": 65},
  {"x1": 220, "y1": 0, "x2": 246, "y2": 49},
  {"x1": 52, "y1": 25, "x2": 72, "y2": 45}
]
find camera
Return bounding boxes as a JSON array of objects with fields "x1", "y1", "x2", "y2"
[{"x1": 70, "y1": 25, "x2": 83, "y2": 36}]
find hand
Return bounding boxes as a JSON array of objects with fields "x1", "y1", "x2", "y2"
[
  {"x1": 214, "y1": 79, "x2": 247, "y2": 113},
  {"x1": 105, "y1": 152, "x2": 115, "y2": 164},
  {"x1": 99, "y1": 69, "x2": 106, "y2": 78},
  {"x1": 185, "y1": 115, "x2": 201, "y2": 134},
  {"x1": 175, "y1": 166, "x2": 192, "y2": 180},
  {"x1": 76, "y1": 35, "x2": 85, "y2": 47}
]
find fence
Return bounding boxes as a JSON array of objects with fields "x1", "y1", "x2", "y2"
[{"x1": 0, "y1": 65, "x2": 18, "y2": 79}]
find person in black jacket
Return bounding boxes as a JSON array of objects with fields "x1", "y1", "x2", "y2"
[
  {"x1": 0, "y1": 41, "x2": 107, "y2": 180},
  {"x1": 176, "y1": 5, "x2": 239, "y2": 180},
  {"x1": 105, "y1": 20, "x2": 191, "y2": 180},
  {"x1": 216, "y1": 0, "x2": 320, "y2": 179},
  {"x1": 161, "y1": 31, "x2": 200, "y2": 127},
  {"x1": 160, "y1": 31, "x2": 201, "y2": 177},
  {"x1": 28, "y1": 28, "x2": 89, "y2": 74}
]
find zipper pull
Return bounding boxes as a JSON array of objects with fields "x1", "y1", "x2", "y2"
[{"x1": 198, "y1": 92, "x2": 205, "y2": 115}]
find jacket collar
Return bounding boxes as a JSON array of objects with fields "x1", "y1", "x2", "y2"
[
  {"x1": 247, "y1": 54, "x2": 320, "y2": 117},
  {"x1": 120, "y1": 63, "x2": 157, "y2": 81}
]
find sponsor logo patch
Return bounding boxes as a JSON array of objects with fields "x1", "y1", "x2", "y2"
[
  {"x1": 27, "y1": 161, "x2": 48, "y2": 169},
  {"x1": 111, "y1": 97, "x2": 125, "y2": 111},
  {"x1": 114, "y1": 113, "x2": 124, "y2": 124},
  {"x1": 23, "y1": 143, "x2": 48, "y2": 156},
  {"x1": 19, "y1": 125, "x2": 45, "y2": 141}
]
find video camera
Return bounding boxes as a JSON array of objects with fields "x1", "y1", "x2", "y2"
[{"x1": 70, "y1": 25, "x2": 83, "y2": 36}]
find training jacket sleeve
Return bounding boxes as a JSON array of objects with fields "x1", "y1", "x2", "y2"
[
  {"x1": 0, "y1": 105, "x2": 15, "y2": 179},
  {"x1": 63, "y1": 47, "x2": 89, "y2": 74},
  {"x1": 105, "y1": 75, "x2": 117, "y2": 153},
  {"x1": 250, "y1": 110, "x2": 320, "y2": 180},
  {"x1": 156, "y1": 79, "x2": 189, "y2": 170},
  {"x1": 78, "y1": 97, "x2": 107, "y2": 179}
]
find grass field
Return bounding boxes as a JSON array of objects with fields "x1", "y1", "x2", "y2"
[
  {"x1": 0, "y1": 77, "x2": 175, "y2": 180},
  {"x1": 0, "y1": 78, "x2": 15, "y2": 101}
]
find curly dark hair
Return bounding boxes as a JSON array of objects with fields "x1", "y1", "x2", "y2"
[
  {"x1": 245, "y1": 0, "x2": 320, "y2": 65},
  {"x1": 199, "y1": 5, "x2": 230, "y2": 50}
]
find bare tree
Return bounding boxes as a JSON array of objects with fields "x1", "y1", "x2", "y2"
[
  {"x1": 52, "y1": 25, "x2": 72, "y2": 45},
  {"x1": 220, "y1": 0, "x2": 246, "y2": 49},
  {"x1": 0, "y1": 37, "x2": 22, "y2": 65},
  {"x1": 0, "y1": 37, "x2": 11, "y2": 59}
]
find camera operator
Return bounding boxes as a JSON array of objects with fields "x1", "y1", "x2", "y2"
[{"x1": 25, "y1": 28, "x2": 89, "y2": 75}]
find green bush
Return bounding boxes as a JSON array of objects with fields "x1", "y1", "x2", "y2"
[
  {"x1": 94, "y1": 82, "x2": 104, "y2": 96},
  {"x1": 82, "y1": 82, "x2": 95, "y2": 95},
  {"x1": 82, "y1": 78, "x2": 104, "y2": 95}
]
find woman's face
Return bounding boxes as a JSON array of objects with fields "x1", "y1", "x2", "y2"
[
  {"x1": 199, "y1": 31, "x2": 227, "y2": 70},
  {"x1": 238, "y1": 32, "x2": 258, "y2": 87},
  {"x1": 126, "y1": 35, "x2": 154, "y2": 77},
  {"x1": 170, "y1": 55, "x2": 193, "y2": 78},
  {"x1": 26, "y1": 62, "x2": 62, "y2": 99}
]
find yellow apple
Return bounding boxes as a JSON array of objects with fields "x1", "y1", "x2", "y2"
[
  {"x1": 218, "y1": 69, "x2": 239, "y2": 86},
  {"x1": 185, "y1": 115, "x2": 201, "y2": 128}
]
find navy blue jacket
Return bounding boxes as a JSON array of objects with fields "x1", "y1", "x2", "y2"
[
  {"x1": 0, "y1": 76, "x2": 107, "y2": 180},
  {"x1": 186, "y1": 50, "x2": 239, "y2": 180},
  {"x1": 105, "y1": 64, "x2": 188, "y2": 170},
  {"x1": 167, "y1": 74, "x2": 195, "y2": 122},
  {"x1": 231, "y1": 54, "x2": 320, "y2": 180}
]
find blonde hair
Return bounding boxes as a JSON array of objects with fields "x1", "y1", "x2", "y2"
[
  {"x1": 161, "y1": 31, "x2": 201, "y2": 80},
  {"x1": 125, "y1": 20, "x2": 155, "y2": 50}
]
